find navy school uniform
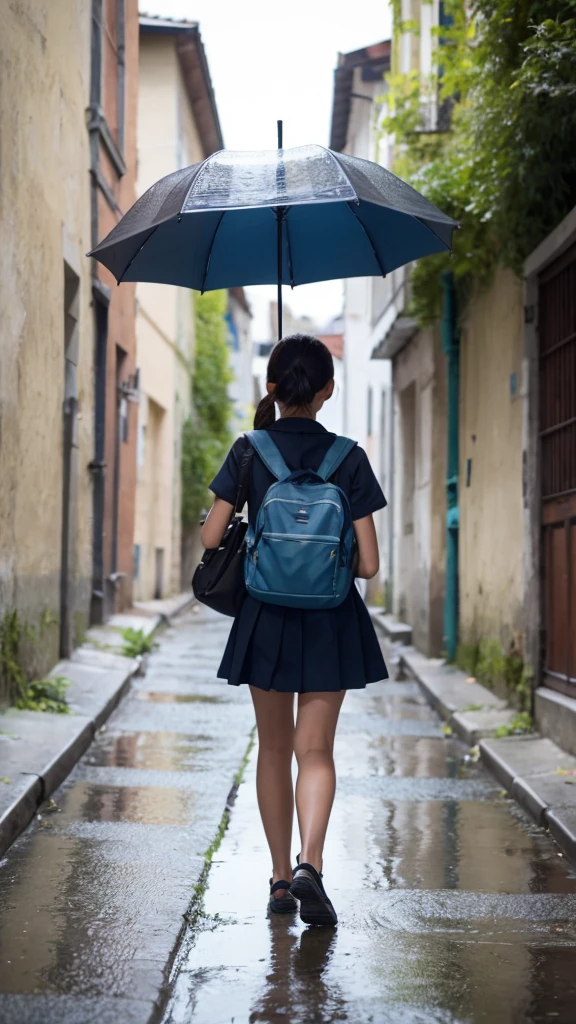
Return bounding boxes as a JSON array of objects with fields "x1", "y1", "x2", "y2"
[{"x1": 209, "y1": 417, "x2": 389, "y2": 693}]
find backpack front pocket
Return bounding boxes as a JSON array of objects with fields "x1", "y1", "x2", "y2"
[{"x1": 248, "y1": 533, "x2": 340, "y2": 599}]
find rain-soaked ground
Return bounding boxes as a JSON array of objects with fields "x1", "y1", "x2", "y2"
[
  {"x1": 1, "y1": 607, "x2": 576, "y2": 1024},
  {"x1": 162, "y1": 645, "x2": 576, "y2": 1023}
]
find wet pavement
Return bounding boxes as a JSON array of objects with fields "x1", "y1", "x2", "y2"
[
  {"x1": 1, "y1": 610, "x2": 576, "y2": 1024},
  {"x1": 162, "y1": 675, "x2": 576, "y2": 1024},
  {"x1": 0, "y1": 607, "x2": 254, "y2": 1024}
]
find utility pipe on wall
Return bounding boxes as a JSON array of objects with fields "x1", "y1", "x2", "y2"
[{"x1": 441, "y1": 271, "x2": 459, "y2": 661}]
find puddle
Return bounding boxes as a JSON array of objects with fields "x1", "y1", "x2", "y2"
[
  {"x1": 50, "y1": 780, "x2": 196, "y2": 827},
  {"x1": 84, "y1": 731, "x2": 215, "y2": 771}
]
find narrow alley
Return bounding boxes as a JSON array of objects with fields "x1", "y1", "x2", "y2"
[{"x1": 1, "y1": 608, "x2": 575, "y2": 1024}]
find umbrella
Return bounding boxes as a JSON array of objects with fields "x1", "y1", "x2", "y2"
[{"x1": 89, "y1": 122, "x2": 457, "y2": 339}]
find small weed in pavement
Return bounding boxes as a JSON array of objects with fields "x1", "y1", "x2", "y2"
[
  {"x1": 182, "y1": 728, "x2": 256, "y2": 932},
  {"x1": 493, "y1": 712, "x2": 532, "y2": 738},
  {"x1": 120, "y1": 627, "x2": 157, "y2": 658}
]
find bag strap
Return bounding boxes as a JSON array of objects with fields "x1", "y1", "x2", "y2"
[
  {"x1": 233, "y1": 440, "x2": 254, "y2": 514},
  {"x1": 316, "y1": 436, "x2": 357, "y2": 481},
  {"x1": 244, "y1": 429, "x2": 291, "y2": 481}
]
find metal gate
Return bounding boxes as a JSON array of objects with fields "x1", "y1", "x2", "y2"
[{"x1": 539, "y1": 242, "x2": 576, "y2": 695}]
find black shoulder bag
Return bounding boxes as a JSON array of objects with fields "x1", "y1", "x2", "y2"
[{"x1": 192, "y1": 442, "x2": 254, "y2": 617}]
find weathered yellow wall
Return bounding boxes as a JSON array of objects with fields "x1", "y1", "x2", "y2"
[
  {"x1": 393, "y1": 324, "x2": 447, "y2": 656},
  {"x1": 135, "y1": 33, "x2": 201, "y2": 599},
  {"x1": 459, "y1": 268, "x2": 524, "y2": 648},
  {"x1": 0, "y1": 1, "x2": 93, "y2": 682}
]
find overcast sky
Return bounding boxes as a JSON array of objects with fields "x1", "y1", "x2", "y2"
[{"x1": 140, "y1": 1, "x2": 391, "y2": 338}]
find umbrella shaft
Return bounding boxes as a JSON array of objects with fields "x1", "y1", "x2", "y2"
[{"x1": 276, "y1": 207, "x2": 286, "y2": 342}]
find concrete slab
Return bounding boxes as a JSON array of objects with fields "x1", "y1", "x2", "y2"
[
  {"x1": 0, "y1": 994, "x2": 156, "y2": 1024},
  {"x1": 0, "y1": 609, "x2": 254, "y2": 1018},
  {"x1": 452, "y1": 707, "x2": 518, "y2": 745},
  {"x1": 399, "y1": 647, "x2": 507, "y2": 725},
  {"x1": 56, "y1": 659, "x2": 137, "y2": 727},
  {"x1": 107, "y1": 613, "x2": 161, "y2": 634},
  {"x1": 71, "y1": 646, "x2": 138, "y2": 672},
  {"x1": 0, "y1": 711, "x2": 94, "y2": 855},
  {"x1": 535, "y1": 686, "x2": 576, "y2": 758},
  {"x1": 84, "y1": 613, "x2": 161, "y2": 655},
  {"x1": 0, "y1": 774, "x2": 42, "y2": 855},
  {"x1": 134, "y1": 592, "x2": 195, "y2": 622},
  {"x1": 384, "y1": 638, "x2": 576, "y2": 868},
  {"x1": 547, "y1": 807, "x2": 576, "y2": 863},
  {"x1": 370, "y1": 610, "x2": 413, "y2": 644},
  {"x1": 480, "y1": 735, "x2": 576, "y2": 789},
  {"x1": 0, "y1": 617, "x2": 148, "y2": 857}
]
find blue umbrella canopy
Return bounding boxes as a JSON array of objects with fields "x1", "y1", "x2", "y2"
[{"x1": 89, "y1": 144, "x2": 457, "y2": 295}]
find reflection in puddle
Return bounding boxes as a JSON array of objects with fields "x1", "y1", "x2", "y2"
[
  {"x1": 164, "y1": 681, "x2": 576, "y2": 1024},
  {"x1": 58, "y1": 781, "x2": 195, "y2": 826},
  {"x1": 84, "y1": 731, "x2": 214, "y2": 771}
]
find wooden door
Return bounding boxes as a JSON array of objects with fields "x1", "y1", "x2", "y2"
[{"x1": 539, "y1": 242, "x2": 576, "y2": 695}]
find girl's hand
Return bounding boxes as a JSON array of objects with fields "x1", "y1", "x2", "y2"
[
  {"x1": 353, "y1": 514, "x2": 379, "y2": 579},
  {"x1": 200, "y1": 498, "x2": 235, "y2": 549}
]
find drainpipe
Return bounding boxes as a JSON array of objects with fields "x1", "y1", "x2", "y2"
[{"x1": 440, "y1": 271, "x2": 459, "y2": 661}]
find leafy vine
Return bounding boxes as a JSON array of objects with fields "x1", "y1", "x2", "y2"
[
  {"x1": 384, "y1": 0, "x2": 576, "y2": 324},
  {"x1": 181, "y1": 290, "x2": 233, "y2": 530}
]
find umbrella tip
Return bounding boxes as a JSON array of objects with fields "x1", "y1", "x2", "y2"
[{"x1": 277, "y1": 120, "x2": 283, "y2": 150}]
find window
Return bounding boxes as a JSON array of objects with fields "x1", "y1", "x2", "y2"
[
  {"x1": 101, "y1": 0, "x2": 126, "y2": 154},
  {"x1": 367, "y1": 387, "x2": 374, "y2": 437}
]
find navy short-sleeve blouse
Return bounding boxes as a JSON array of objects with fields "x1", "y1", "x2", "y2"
[
  {"x1": 210, "y1": 417, "x2": 387, "y2": 525},
  {"x1": 209, "y1": 417, "x2": 389, "y2": 693}
]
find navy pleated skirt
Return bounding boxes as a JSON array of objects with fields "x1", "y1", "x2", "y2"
[{"x1": 217, "y1": 587, "x2": 388, "y2": 693}]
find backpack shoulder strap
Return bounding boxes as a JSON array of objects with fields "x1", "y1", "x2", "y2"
[
  {"x1": 316, "y1": 436, "x2": 357, "y2": 481},
  {"x1": 244, "y1": 429, "x2": 291, "y2": 481}
]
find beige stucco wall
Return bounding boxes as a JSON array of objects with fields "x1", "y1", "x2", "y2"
[
  {"x1": 0, "y1": 1, "x2": 93, "y2": 689},
  {"x1": 393, "y1": 325, "x2": 447, "y2": 656},
  {"x1": 134, "y1": 33, "x2": 203, "y2": 599},
  {"x1": 458, "y1": 267, "x2": 524, "y2": 647}
]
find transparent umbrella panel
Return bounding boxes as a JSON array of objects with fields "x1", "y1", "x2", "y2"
[{"x1": 88, "y1": 144, "x2": 458, "y2": 333}]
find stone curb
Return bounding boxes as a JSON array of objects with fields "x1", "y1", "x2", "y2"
[
  {"x1": 0, "y1": 611, "x2": 164, "y2": 859},
  {"x1": 371, "y1": 612, "x2": 576, "y2": 865}
]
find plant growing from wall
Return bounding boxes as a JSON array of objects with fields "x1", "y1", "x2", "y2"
[
  {"x1": 15, "y1": 676, "x2": 71, "y2": 714},
  {"x1": 0, "y1": 607, "x2": 70, "y2": 712},
  {"x1": 456, "y1": 635, "x2": 532, "y2": 711},
  {"x1": 181, "y1": 291, "x2": 233, "y2": 531},
  {"x1": 385, "y1": 0, "x2": 576, "y2": 324}
]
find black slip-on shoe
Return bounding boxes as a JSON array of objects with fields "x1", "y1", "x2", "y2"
[
  {"x1": 290, "y1": 862, "x2": 338, "y2": 927},
  {"x1": 268, "y1": 878, "x2": 297, "y2": 915}
]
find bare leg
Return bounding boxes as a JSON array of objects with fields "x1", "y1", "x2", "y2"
[
  {"x1": 294, "y1": 690, "x2": 346, "y2": 873},
  {"x1": 249, "y1": 686, "x2": 295, "y2": 896}
]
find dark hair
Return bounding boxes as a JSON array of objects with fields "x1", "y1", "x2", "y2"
[{"x1": 254, "y1": 333, "x2": 334, "y2": 429}]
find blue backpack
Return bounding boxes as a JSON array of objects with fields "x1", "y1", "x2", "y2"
[{"x1": 243, "y1": 430, "x2": 358, "y2": 610}]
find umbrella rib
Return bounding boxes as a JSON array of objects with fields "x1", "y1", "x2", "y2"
[
  {"x1": 346, "y1": 202, "x2": 386, "y2": 277},
  {"x1": 201, "y1": 212, "x2": 225, "y2": 294},
  {"x1": 117, "y1": 225, "x2": 159, "y2": 285}
]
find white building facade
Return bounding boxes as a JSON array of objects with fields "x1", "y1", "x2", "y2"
[{"x1": 330, "y1": 41, "x2": 394, "y2": 603}]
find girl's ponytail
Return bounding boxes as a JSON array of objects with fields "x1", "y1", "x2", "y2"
[
  {"x1": 254, "y1": 392, "x2": 276, "y2": 429},
  {"x1": 254, "y1": 333, "x2": 334, "y2": 428}
]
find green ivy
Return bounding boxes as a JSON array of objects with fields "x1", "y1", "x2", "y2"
[
  {"x1": 181, "y1": 291, "x2": 233, "y2": 530},
  {"x1": 385, "y1": 0, "x2": 576, "y2": 324}
]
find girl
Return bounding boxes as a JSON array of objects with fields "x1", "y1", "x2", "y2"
[{"x1": 201, "y1": 334, "x2": 388, "y2": 926}]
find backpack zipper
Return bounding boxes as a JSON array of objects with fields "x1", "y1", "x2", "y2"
[
  {"x1": 262, "y1": 532, "x2": 341, "y2": 543},
  {"x1": 262, "y1": 497, "x2": 342, "y2": 512}
]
